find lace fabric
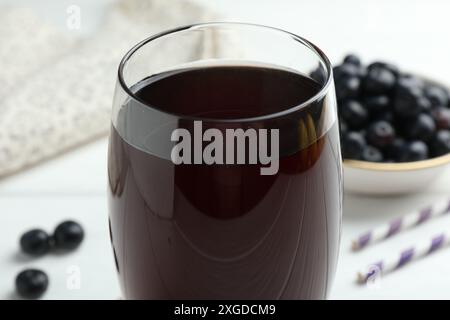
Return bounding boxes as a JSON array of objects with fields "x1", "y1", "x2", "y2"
[{"x1": 0, "y1": 0, "x2": 215, "y2": 177}]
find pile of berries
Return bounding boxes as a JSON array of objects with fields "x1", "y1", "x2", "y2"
[{"x1": 335, "y1": 54, "x2": 450, "y2": 162}]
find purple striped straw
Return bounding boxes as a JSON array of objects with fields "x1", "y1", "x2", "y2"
[
  {"x1": 357, "y1": 232, "x2": 449, "y2": 283},
  {"x1": 352, "y1": 198, "x2": 450, "y2": 251}
]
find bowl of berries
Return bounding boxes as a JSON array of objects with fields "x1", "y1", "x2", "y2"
[{"x1": 335, "y1": 54, "x2": 450, "y2": 195}]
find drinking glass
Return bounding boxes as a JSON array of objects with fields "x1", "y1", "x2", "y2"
[{"x1": 108, "y1": 23, "x2": 342, "y2": 299}]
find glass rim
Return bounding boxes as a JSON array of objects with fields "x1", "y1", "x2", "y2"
[{"x1": 117, "y1": 22, "x2": 333, "y2": 123}]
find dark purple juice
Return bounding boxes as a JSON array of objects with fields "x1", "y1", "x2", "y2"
[{"x1": 108, "y1": 65, "x2": 342, "y2": 299}]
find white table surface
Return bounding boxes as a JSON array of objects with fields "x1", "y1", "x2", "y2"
[{"x1": 1, "y1": 0, "x2": 450, "y2": 300}]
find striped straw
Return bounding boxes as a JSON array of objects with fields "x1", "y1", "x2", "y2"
[
  {"x1": 352, "y1": 198, "x2": 450, "y2": 251},
  {"x1": 357, "y1": 232, "x2": 450, "y2": 283}
]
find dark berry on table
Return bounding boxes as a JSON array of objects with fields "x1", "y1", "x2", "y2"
[
  {"x1": 20, "y1": 229, "x2": 52, "y2": 256},
  {"x1": 53, "y1": 220, "x2": 84, "y2": 250},
  {"x1": 432, "y1": 107, "x2": 450, "y2": 130},
  {"x1": 367, "y1": 61, "x2": 400, "y2": 78},
  {"x1": 343, "y1": 54, "x2": 361, "y2": 66},
  {"x1": 405, "y1": 113, "x2": 436, "y2": 141},
  {"x1": 361, "y1": 145, "x2": 383, "y2": 162},
  {"x1": 385, "y1": 138, "x2": 407, "y2": 161},
  {"x1": 424, "y1": 85, "x2": 449, "y2": 107},
  {"x1": 430, "y1": 130, "x2": 450, "y2": 157},
  {"x1": 364, "y1": 95, "x2": 390, "y2": 114},
  {"x1": 399, "y1": 141, "x2": 429, "y2": 162},
  {"x1": 363, "y1": 67, "x2": 396, "y2": 95},
  {"x1": 394, "y1": 79, "x2": 424, "y2": 117},
  {"x1": 367, "y1": 120, "x2": 396, "y2": 148},
  {"x1": 342, "y1": 131, "x2": 366, "y2": 160},
  {"x1": 340, "y1": 100, "x2": 369, "y2": 129},
  {"x1": 15, "y1": 269, "x2": 48, "y2": 299},
  {"x1": 335, "y1": 76, "x2": 360, "y2": 100}
]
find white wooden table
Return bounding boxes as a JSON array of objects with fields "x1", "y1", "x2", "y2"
[{"x1": 1, "y1": 0, "x2": 450, "y2": 299}]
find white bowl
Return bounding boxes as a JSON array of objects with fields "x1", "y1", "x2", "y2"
[{"x1": 344, "y1": 154, "x2": 450, "y2": 195}]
